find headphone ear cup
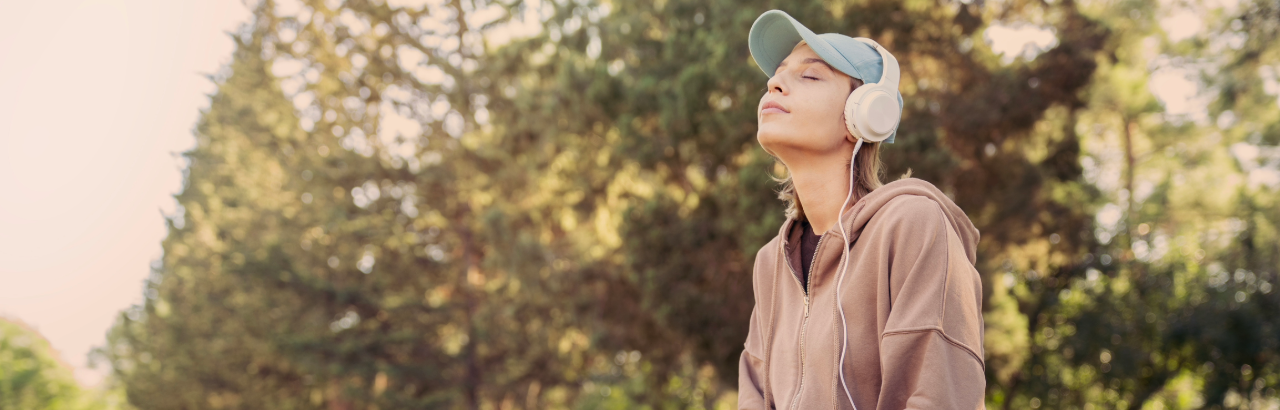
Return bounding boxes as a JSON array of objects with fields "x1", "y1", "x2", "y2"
[
  {"x1": 847, "y1": 83, "x2": 898, "y2": 143},
  {"x1": 844, "y1": 86, "x2": 869, "y2": 142}
]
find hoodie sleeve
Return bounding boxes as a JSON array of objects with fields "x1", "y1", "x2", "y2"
[
  {"x1": 874, "y1": 196, "x2": 986, "y2": 410},
  {"x1": 738, "y1": 239, "x2": 778, "y2": 409},
  {"x1": 738, "y1": 304, "x2": 768, "y2": 409}
]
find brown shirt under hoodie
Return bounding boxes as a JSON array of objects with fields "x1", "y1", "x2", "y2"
[
  {"x1": 799, "y1": 219, "x2": 822, "y2": 290},
  {"x1": 739, "y1": 178, "x2": 985, "y2": 409}
]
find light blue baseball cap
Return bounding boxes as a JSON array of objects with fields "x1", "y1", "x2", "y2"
[{"x1": 749, "y1": 10, "x2": 903, "y2": 143}]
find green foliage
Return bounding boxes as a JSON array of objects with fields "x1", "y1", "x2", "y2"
[
  {"x1": 0, "y1": 317, "x2": 80, "y2": 409},
  {"x1": 1, "y1": 317, "x2": 129, "y2": 410},
  {"x1": 99, "y1": 0, "x2": 1280, "y2": 408},
  {"x1": 979, "y1": 0, "x2": 1280, "y2": 408}
]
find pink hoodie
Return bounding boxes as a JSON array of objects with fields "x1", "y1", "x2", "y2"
[{"x1": 739, "y1": 178, "x2": 985, "y2": 409}]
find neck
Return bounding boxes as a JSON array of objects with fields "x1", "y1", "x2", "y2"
[{"x1": 790, "y1": 147, "x2": 857, "y2": 235}]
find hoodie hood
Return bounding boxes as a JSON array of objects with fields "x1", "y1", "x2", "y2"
[{"x1": 783, "y1": 177, "x2": 980, "y2": 265}]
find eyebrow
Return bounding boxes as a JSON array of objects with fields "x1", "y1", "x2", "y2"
[{"x1": 776, "y1": 58, "x2": 834, "y2": 72}]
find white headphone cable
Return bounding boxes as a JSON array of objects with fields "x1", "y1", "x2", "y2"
[{"x1": 836, "y1": 138, "x2": 862, "y2": 408}]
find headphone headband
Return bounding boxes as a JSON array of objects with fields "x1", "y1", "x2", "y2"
[{"x1": 852, "y1": 38, "x2": 899, "y2": 91}]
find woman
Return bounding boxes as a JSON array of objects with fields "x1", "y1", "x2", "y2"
[{"x1": 738, "y1": 10, "x2": 986, "y2": 409}]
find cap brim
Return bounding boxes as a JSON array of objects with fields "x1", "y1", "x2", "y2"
[{"x1": 748, "y1": 10, "x2": 858, "y2": 79}]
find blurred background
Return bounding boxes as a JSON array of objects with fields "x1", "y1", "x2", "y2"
[{"x1": 1, "y1": 0, "x2": 1278, "y2": 408}]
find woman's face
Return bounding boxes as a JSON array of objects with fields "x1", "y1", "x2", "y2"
[{"x1": 757, "y1": 43, "x2": 857, "y2": 160}]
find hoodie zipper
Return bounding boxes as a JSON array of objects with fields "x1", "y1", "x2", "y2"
[{"x1": 785, "y1": 232, "x2": 826, "y2": 410}]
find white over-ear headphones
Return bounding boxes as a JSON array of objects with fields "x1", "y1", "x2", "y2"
[{"x1": 843, "y1": 38, "x2": 901, "y2": 143}]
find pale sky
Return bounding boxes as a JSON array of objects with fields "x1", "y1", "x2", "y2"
[{"x1": 0, "y1": 0, "x2": 251, "y2": 386}]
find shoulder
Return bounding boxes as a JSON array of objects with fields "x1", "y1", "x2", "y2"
[
  {"x1": 753, "y1": 234, "x2": 782, "y2": 274},
  {"x1": 750, "y1": 231, "x2": 788, "y2": 292},
  {"x1": 866, "y1": 178, "x2": 981, "y2": 262},
  {"x1": 869, "y1": 194, "x2": 948, "y2": 236}
]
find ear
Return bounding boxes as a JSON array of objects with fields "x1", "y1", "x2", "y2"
[{"x1": 840, "y1": 98, "x2": 858, "y2": 144}]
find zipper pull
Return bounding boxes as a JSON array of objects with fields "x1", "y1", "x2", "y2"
[{"x1": 804, "y1": 297, "x2": 810, "y2": 317}]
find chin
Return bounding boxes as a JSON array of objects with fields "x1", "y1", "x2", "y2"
[
  {"x1": 757, "y1": 122, "x2": 790, "y2": 142},
  {"x1": 757, "y1": 128, "x2": 798, "y2": 158}
]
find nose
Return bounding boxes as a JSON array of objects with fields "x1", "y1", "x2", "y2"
[{"x1": 766, "y1": 72, "x2": 787, "y2": 95}]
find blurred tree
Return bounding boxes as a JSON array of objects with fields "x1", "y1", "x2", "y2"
[
  {"x1": 985, "y1": 0, "x2": 1280, "y2": 408},
  {"x1": 1, "y1": 317, "x2": 128, "y2": 410},
  {"x1": 102, "y1": 0, "x2": 604, "y2": 407}
]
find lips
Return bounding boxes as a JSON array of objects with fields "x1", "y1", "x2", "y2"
[{"x1": 760, "y1": 100, "x2": 789, "y2": 114}]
